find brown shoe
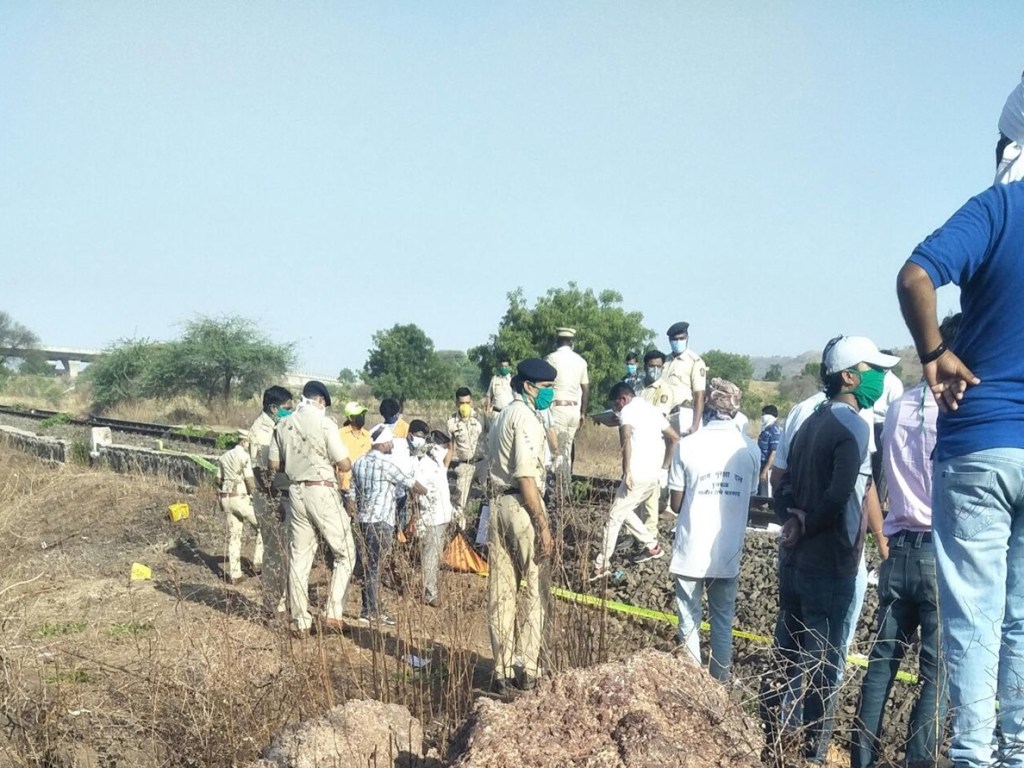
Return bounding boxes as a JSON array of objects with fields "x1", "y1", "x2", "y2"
[
  {"x1": 226, "y1": 574, "x2": 246, "y2": 585},
  {"x1": 289, "y1": 627, "x2": 309, "y2": 640}
]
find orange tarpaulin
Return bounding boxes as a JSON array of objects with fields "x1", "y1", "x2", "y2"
[{"x1": 443, "y1": 532, "x2": 488, "y2": 576}]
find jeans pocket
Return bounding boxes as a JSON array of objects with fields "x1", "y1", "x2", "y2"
[{"x1": 937, "y1": 469, "x2": 997, "y2": 540}]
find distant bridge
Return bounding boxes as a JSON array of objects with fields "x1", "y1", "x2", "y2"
[{"x1": 0, "y1": 346, "x2": 339, "y2": 386}]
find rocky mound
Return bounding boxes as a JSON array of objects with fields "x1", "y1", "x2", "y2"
[{"x1": 447, "y1": 648, "x2": 763, "y2": 768}]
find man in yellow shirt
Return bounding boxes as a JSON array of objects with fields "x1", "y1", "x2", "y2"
[{"x1": 339, "y1": 401, "x2": 373, "y2": 513}]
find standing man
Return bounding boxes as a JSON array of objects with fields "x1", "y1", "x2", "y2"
[
  {"x1": 758, "y1": 404, "x2": 782, "y2": 497},
  {"x1": 487, "y1": 359, "x2": 557, "y2": 693},
  {"x1": 248, "y1": 385, "x2": 293, "y2": 614},
  {"x1": 761, "y1": 337, "x2": 899, "y2": 765},
  {"x1": 663, "y1": 321, "x2": 707, "y2": 436},
  {"x1": 623, "y1": 352, "x2": 643, "y2": 395},
  {"x1": 411, "y1": 429, "x2": 454, "y2": 607},
  {"x1": 895, "y1": 74, "x2": 1024, "y2": 768},
  {"x1": 269, "y1": 381, "x2": 353, "y2": 638},
  {"x1": 852, "y1": 314, "x2": 960, "y2": 768},
  {"x1": 338, "y1": 401, "x2": 372, "y2": 515},
  {"x1": 590, "y1": 381, "x2": 677, "y2": 580},
  {"x1": 380, "y1": 398, "x2": 409, "y2": 438},
  {"x1": 484, "y1": 354, "x2": 515, "y2": 421},
  {"x1": 668, "y1": 378, "x2": 759, "y2": 681},
  {"x1": 545, "y1": 327, "x2": 589, "y2": 473},
  {"x1": 351, "y1": 425, "x2": 426, "y2": 626},
  {"x1": 218, "y1": 429, "x2": 262, "y2": 584},
  {"x1": 640, "y1": 349, "x2": 674, "y2": 417},
  {"x1": 447, "y1": 387, "x2": 486, "y2": 529}
]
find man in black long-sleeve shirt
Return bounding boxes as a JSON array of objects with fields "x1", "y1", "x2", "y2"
[{"x1": 761, "y1": 336, "x2": 899, "y2": 766}]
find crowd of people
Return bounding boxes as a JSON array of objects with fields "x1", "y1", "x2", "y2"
[{"x1": 211, "y1": 71, "x2": 1024, "y2": 768}]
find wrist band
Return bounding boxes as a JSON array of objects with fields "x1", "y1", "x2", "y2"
[{"x1": 919, "y1": 342, "x2": 947, "y2": 364}]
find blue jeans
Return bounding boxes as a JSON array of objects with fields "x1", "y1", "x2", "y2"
[
  {"x1": 761, "y1": 564, "x2": 855, "y2": 764},
  {"x1": 359, "y1": 522, "x2": 393, "y2": 618},
  {"x1": 673, "y1": 574, "x2": 739, "y2": 681},
  {"x1": 852, "y1": 530, "x2": 948, "y2": 768},
  {"x1": 933, "y1": 448, "x2": 1024, "y2": 768}
]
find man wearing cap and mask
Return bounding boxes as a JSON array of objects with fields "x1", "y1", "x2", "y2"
[
  {"x1": 269, "y1": 380, "x2": 353, "y2": 637},
  {"x1": 545, "y1": 328, "x2": 589, "y2": 474},
  {"x1": 484, "y1": 355, "x2": 515, "y2": 421},
  {"x1": 487, "y1": 358, "x2": 557, "y2": 693},
  {"x1": 447, "y1": 387, "x2": 486, "y2": 530},
  {"x1": 895, "y1": 72, "x2": 1024, "y2": 768},
  {"x1": 760, "y1": 337, "x2": 899, "y2": 766},
  {"x1": 668, "y1": 378, "x2": 759, "y2": 682},
  {"x1": 663, "y1": 322, "x2": 707, "y2": 436},
  {"x1": 248, "y1": 385, "x2": 293, "y2": 614},
  {"x1": 338, "y1": 401, "x2": 372, "y2": 514},
  {"x1": 218, "y1": 429, "x2": 262, "y2": 584}
]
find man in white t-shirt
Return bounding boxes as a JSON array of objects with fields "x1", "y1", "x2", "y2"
[
  {"x1": 545, "y1": 327, "x2": 590, "y2": 473},
  {"x1": 411, "y1": 430, "x2": 454, "y2": 607},
  {"x1": 591, "y1": 381, "x2": 679, "y2": 581},
  {"x1": 668, "y1": 378, "x2": 759, "y2": 681}
]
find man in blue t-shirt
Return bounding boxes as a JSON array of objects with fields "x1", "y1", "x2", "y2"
[
  {"x1": 757, "y1": 404, "x2": 781, "y2": 496},
  {"x1": 896, "y1": 73, "x2": 1024, "y2": 768}
]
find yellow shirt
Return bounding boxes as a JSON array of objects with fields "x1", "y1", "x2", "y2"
[
  {"x1": 338, "y1": 424, "x2": 372, "y2": 492},
  {"x1": 392, "y1": 418, "x2": 410, "y2": 439}
]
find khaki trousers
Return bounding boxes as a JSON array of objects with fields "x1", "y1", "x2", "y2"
[
  {"x1": 287, "y1": 485, "x2": 356, "y2": 631},
  {"x1": 549, "y1": 404, "x2": 581, "y2": 467},
  {"x1": 254, "y1": 492, "x2": 289, "y2": 614},
  {"x1": 453, "y1": 460, "x2": 488, "y2": 516},
  {"x1": 595, "y1": 479, "x2": 660, "y2": 569},
  {"x1": 222, "y1": 495, "x2": 262, "y2": 580},
  {"x1": 487, "y1": 494, "x2": 550, "y2": 679}
]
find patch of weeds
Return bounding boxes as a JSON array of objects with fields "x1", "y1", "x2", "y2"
[
  {"x1": 172, "y1": 425, "x2": 208, "y2": 440},
  {"x1": 45, "y1": 669, "x2": 96, "y2": 685},
  {"x1": 107, "y1": 621, "x2": 153, "y2": 637},
  {"x1": 36, "y1": 621, "x2": 87, "y2": 638},
  {"x1": 39, "y1": 412, "x2": 73, "y2": 428},
  {"x1": 214, "y1": 432, "x2": 237, "y2": 451},
  {"x1": 69, "y1": 438, "x2": 90, "y2": 465}
]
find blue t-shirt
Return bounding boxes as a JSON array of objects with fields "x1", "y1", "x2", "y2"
[
  {"x1": 909, "y1": 181, "x2": 1024, "y2": 461},
  {"x1": 757, "y1": 423, "x2": 781, "y2": 465}
]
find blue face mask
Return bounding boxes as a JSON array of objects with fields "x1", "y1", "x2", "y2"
[
  {"x1": 532, "y1": 386, "x2": 554, "y2": 411},
  {"x1": 669, "y1": 338, "x2": 687, "y2": 355},
  {"x1": 626, "y1": 364, "x2": 637, "y2": 375}
]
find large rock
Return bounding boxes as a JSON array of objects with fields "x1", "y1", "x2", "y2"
[
  {"x1": 254, "y1": 700, "x2": 427, "y2": 768},
  {"x1": 448, "y1": 648, "x2": 763, "y2": 767}
]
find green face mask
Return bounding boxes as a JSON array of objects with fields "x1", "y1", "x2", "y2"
[
  {"x1": 530, "y1": 386, "x2": 554, "y2": 411},
  {"x1": 499, "y1": 366, "x2": 512, "y2": 376},
  {"x1": 848, "y1": 368, "x2": 886, "y2": 409}
]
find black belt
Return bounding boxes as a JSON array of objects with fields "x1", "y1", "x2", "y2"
[
  {"x1": 499, "y1": 487, "x2": 520, "y2": 496},
  {"x1": 890, "y1": 530, "x2": 932, "y2": 547}
]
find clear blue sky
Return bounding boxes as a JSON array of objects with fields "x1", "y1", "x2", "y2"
[{"x1": 2, "y1": 2, "x2": 1017, "y2": 375}]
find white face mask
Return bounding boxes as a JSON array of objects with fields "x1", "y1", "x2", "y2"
[
  {"x1": 410, "y1": 435, "x2": 426, "y2": 450},
  {"x1": 760, "y1": 414, "x2": 777, "y2": 429},
  {"x1": 431, "y1": 445, "x2": 448, "y2": 463}
]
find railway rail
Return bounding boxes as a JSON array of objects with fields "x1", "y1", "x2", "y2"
[{"x1": 0, "y1": 404, "x2": 219, "y2": 447}]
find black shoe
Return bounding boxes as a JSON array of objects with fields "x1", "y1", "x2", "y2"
[
  {"x1": 518, "y1": 673, "x2": 540, "y2": 691},
  {"x1": 492, "y1": 676, "x2": 514, "y2": 695}
]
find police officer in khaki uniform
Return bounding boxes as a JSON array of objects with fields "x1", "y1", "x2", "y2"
[
  {"x1": 446, "y1": 387, "x2": 486, "y2": 528},
  {"x1": 483, "y1": 354, "x2": 515, "y2": 422},
  {"x1": 544, "y1": 328, "x2": 589, "y2": 473},
  {"x1": 269, "y1": 381, "x2": 353, "y2": 637},
  {"x1": 218, "y1": 429, "x2": 262, "y2": 584},
  {"x1": 248, "y1": 385, "x2": 293, "y2": 615},
  {"x1": 639, "y1": 349, "x2": 674, "y2": 417},
  {"x1": 487, "y1": 358, "x2": 557, "y2": 693},
  {"x1": 662, "y1": 321, "x2": 707, "y2": 436}
]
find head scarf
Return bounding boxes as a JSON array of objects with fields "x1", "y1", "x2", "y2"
[{"x1": 707, "y1": 377, "x2": 742, "y2": 419}]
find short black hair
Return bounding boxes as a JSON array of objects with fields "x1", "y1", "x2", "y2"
[
  {"x1": 409, "y1": 419, "x2": 429, "y2": 435},
  {"x1": 380, "y1": 398, "x2": 401, "y2": 419},
  {"x1": 823, "y1": 372, "x2": 846, "y2": 398},
  {"x1": 262, "y1": 386, "x2": 293, "y2": 411},
  {"x1": 455, "y1": 387, "x2": 472, "y2": 400},
  {"x1": 608, "y1": 381, "x2": 635, "y2": 401},
  {"x1": 643, "y1": 349, "x2": 665, "y2": 365},
  {"x1": 761, "y1": 404, "x2": 779, "y2": 417},
  {"x1": 430, "y1": 429, "x2": 451, "y2": 446},
  {"x1": 497, "y1": 353, "x2": 510, "y2": 364},
  {"x1": 626, "y1": 352, "x2": 638, "y2": 363},
  {"x1": 940, "y1": 312, "x2": 962, "y2": 346}
]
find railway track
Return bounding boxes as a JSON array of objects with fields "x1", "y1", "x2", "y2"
[{"x1": 0, "y1": 404, "x2": 219, "y2": 447}]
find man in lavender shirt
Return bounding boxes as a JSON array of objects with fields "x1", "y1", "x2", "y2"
[{"x1": 851, "y1": 314, "x2": 960, "y2": 768}]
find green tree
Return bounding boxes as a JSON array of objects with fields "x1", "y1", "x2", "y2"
[
  {"x1": 337, "y1": 368, "x2": 360, "y2": 387},
  {"x1": 364, "y1": 324, "x2": 456, "y2": 402},
  {"x1": 84, "y1": 339, "x2": 163, "y2": 408},
  {"x1": 470, "y1": 283, "x2": 654, "y2": 403},
  {"x1": 702, "y1": 350, "x2": 754, "y2": 391},
  {"x1": 0, "y1": 311, "x2": 40, "y2": 371},
  {"x1": 764, "y1": 363, "x2": 783, "y2": 382},
  {"x1": 801, "y1": 361, "x2": 820, "y2": 379},
  {"x1": 146, "y1": 316, "x2": 295, "y2": 402},
  {"x1": 438, "y1": 350, "x2": 482, "y2": 392}
]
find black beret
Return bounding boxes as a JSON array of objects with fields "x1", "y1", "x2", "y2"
[
  {"x1": 302, "y1": 380, "x2": 332, "y2": 407},
  {"x1": 666, "y1": 321, "x2": 690, "y2": 337},
  {"x1": 517, "y1": 358, "x2": 557, "y2": 383}
]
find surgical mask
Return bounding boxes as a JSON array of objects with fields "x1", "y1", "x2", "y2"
[
  {"x1": 848, "y1": 368, "x2": 886, "y2": 410},
  {"x1": 458, "y1": 403, "x2": 472, "y2": 419},
  {"x1": 669, "y1": 338, "x2": 687, "y2": 355},
  {"x1": 499, "y1": 366, "x2": 512, "y2": 376},
  {"x1": 644, "y1": 366, "x2": 662, "y2": 385},
  {"x1": 276, "y1": 407, "x2": 292, "y2": 420},
  {"x1": 410, "y1": 435, "x2": 426, "y2": 450},
  {"x1": 626, "y1": 364, "x2": 637, "y2": 375},
  {"x1": 530, "y1": 386, "x2": 554, "y2": 411}
]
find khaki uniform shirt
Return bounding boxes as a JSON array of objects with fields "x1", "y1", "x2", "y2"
[
  {"x1": 269, "y1": 402, "x2": 349, "y2": 483},
  {"x1": 663, "y1": 348, "x2": 707, "y2": 410},
  {"x1": 486, "y1": 373, "x2": 515, "y2": 411},
  {"x1": 219, "y1": 444, "x2": 254, "y2": 493},
  {"x1": 488, "y1": 400, "x2": 547, "y2": 493},
  {"x1": 447, "y1": 413, "x2": 484, "y2": 462},
  {"x1": 545, "y1": 346, "x2": 589, "y2": 403},
  {"x1": 641, "y1": 380, "x2": 675, "y2": 417},
  {"x1": 248, "y1": 411, "x2": 276, "y2": 472}
]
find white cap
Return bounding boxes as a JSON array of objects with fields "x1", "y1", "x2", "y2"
[
  {"x1": 822, "y1": 336, "x2": 901, "y2": 376},
  {"x1": 371, "y1": 425, "x2": 394, "y2": 446}
]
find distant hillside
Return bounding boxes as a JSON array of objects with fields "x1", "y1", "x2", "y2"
[{"x1": 751, "y1": 346, "x2": 921, "y2": 386}]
